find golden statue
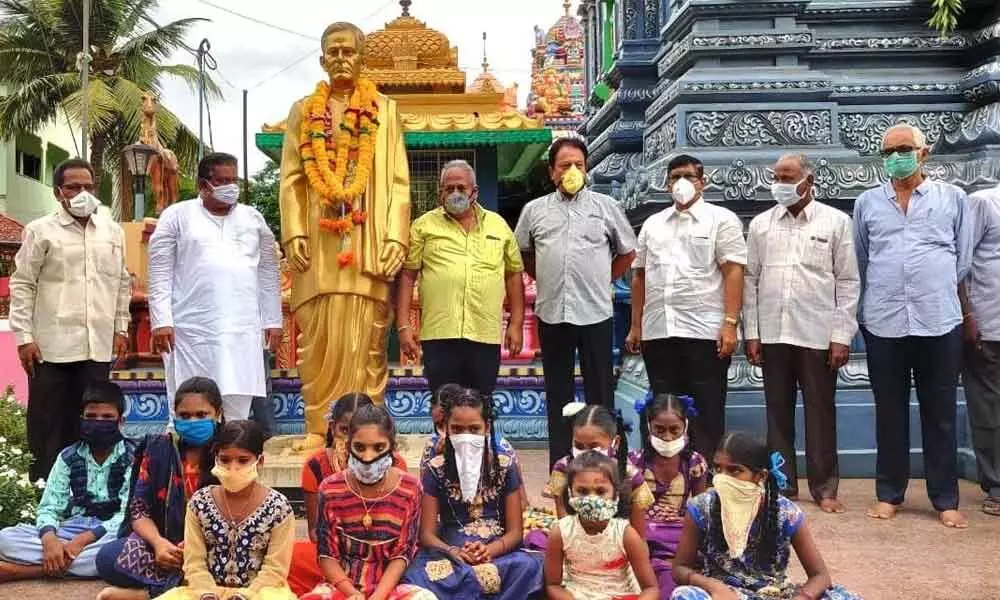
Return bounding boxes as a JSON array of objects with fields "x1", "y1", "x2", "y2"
[{"x1": 279, "y1": 21, "x2": 411, "y2": 450}]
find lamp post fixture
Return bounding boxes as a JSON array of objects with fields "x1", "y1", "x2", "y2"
[{"x1": 122, "y1": 143, "x2": 157, "y2": 222}]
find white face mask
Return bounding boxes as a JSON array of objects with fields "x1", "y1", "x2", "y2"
[
  {"x1": 770, "y1": 178, "x2": 807, "y2": 207},
  {"x1": 66, "y1": 190, "x2": 100, "y2": 218},
  {"x1": 671, "y1": 178, "x2": 697, "y2": 206},
  {"x1": 211, "y1": 183, "x2": 240, "y2": 205},
  {"x1": 650, "y1": 429, "x2": 687, "y2": 458},
  {"x1": 449, "y1": 433, "x2": 486, "y2": 502}
]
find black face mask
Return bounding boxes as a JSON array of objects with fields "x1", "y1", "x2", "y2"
[{"x1": 79, "y1": 419, "x2": 123, "y2": 451}]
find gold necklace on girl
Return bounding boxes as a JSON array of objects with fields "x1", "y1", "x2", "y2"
[{"x1": 347, "y1": 471, "x2": 397, "y2": 529}]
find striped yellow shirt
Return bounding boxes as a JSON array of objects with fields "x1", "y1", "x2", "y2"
[{"x1": 405, "y1": 205, "x2": 524, "y2": 344}]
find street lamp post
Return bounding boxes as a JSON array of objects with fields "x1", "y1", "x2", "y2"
[{"x1": 122, "y1": 144, "x2": 157, "y2": 222}]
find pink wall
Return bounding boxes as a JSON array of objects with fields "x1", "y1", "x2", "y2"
[{"x1": 0, "y1": 321, "x2": 28, "y2": 406}]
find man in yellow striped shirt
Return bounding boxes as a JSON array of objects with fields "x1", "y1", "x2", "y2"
[{"x1": 396, "y1": 160, "x2": 525, "y2": 395}]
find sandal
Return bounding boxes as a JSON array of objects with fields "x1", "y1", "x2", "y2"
[{"x1": 984, "y1": 496, "x2": 1000, "y2": 516}]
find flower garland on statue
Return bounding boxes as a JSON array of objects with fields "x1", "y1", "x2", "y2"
[{"x1": 299, "y1": 78, "x2": 380, "y2": 267}]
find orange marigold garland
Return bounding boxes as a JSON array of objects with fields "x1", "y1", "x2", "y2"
[{"x1": 299, "y1": 78, "x2": 379, "y2": 268}]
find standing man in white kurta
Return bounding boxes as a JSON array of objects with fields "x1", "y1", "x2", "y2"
[{"x1": 147, "y1": 152, "x2": 283, "y2": 420}]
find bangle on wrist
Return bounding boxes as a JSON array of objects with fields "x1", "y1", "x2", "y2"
[{"x1": 398, "y1": 324, "x2": 412, "y2": 332}]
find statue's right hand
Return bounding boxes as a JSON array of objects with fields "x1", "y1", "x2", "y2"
[
  {"x1": 286, "y1": 237, "x2": 311, "y2": 272},
  {"x1": 399, "y1": 328, "x2": 421, "y2": 362}
]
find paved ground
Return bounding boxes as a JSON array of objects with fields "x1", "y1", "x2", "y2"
[{"x1": 4, "y1": 449, "x2": 998, "y2": 600}]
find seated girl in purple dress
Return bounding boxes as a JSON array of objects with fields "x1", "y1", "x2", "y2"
[
  {"x1": 671, "y1": 432, "x2": 861, "y2": 600},
  {"x1": 628, "y1": 394, "x2": 708, "y2": 599}
]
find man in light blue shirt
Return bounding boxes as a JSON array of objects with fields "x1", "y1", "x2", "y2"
[
  {"x1": 0, "y1": 382, "x2": 133, "y2": 581},
  {"x1": 963, "y1": 184, "x2": 1000, "y2": 517},
  {"x1": 854, "y1": 123, "x2": 972, "y2": 528}
]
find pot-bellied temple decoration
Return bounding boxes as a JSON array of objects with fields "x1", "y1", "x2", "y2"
[{"x1": 111, "y1": 0, "x2": 996, "y2": 479}]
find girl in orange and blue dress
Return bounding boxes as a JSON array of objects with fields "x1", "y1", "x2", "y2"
[
  {"x1": 300, "y1": 404, "x2": 433, "y2": 600},
  {"x1": 289, "y1": 393, "x2": 407, "y2": 596}
]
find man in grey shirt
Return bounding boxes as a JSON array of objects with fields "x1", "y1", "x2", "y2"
[{"x1": 514, "y1": 136, "x2": 636, "y2": 466}]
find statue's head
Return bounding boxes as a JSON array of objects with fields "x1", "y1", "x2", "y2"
[{"x1": 320, "y1": 22, "x2": 365, "y2": 90}]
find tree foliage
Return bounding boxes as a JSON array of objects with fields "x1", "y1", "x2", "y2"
[
  {"x1": 928, "y1": 0, "x2": 964, "y2": 36},
  {"x1": 248, "y1": 160, "x2": 280, "y2": 241},
  {"x1": 0, "y1": 0, "x2": 221, "y2": 213}
]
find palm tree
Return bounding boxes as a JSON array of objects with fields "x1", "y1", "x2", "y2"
[
  {"x1": 928, "y1": 0, "x2": 964, "y2": 35},
  {"x1": 0, "y1": 0, "x2": 220, "y2": 215}
]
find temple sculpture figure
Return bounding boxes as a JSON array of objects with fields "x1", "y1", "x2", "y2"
[
  {"x1": 139, "y1": 92, "x2": 180, "y2": 215},
  {"x1": 279, "y1": 21, "x2": 410, "y2": 450}
]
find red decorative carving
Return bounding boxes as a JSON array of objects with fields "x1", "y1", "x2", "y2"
[{"x1": 0, "y1": 215, "x2": 24, "y2": 243}]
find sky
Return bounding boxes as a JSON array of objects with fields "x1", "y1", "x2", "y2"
[{"x1": 152, "y1": 0, "x2": 573, "y2": 175}]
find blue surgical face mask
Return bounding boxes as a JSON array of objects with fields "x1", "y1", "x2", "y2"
[{"x1": 174, "y1": 418, "x2": 217, "y2": 447}]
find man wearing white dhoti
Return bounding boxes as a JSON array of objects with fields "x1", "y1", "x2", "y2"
[{"x1": 147, "y1": 152, "x2": 283, "y2": 420}]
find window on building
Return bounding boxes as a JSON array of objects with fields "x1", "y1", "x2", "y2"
[
  {"x1": 45, "y1": 143, "x2": 70, "y2": 186},
  {"x1": 407, "y1": 149, "x2": 477, "y2": 220},
  {"x1": 15, "y1": 133, "x2": 43, "y2": 181}
]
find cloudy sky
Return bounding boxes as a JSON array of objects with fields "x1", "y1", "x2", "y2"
[{"x1": 153, "y1": 0, "x2": 573, "y2": 175}]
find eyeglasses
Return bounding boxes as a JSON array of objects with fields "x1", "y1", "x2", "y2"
[
  {"x1": 879, "y1": 146, "x2": 918, "y2": 158},
  {"x1": 60, "y1": 183, "x2": 96, "y2": 194}
]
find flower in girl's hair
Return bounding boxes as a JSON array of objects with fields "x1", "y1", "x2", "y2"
[{"x1": 351, "y1": 210, "x2": 367, "y2": 225}]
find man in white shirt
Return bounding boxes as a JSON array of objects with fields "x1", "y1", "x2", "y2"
[
  {"x1": 963, "y1": 183, "x2": 1000, "y2": 517},
  {"x1": 626, "y1": 154, "x2": 746, "y2": 459},
  {"x1": 148, "y1": 152, "x2": 282, "y2": 420},
  {"x1": 8, "y1": 159, "x2": 131, "y2": 480},
  {"x1": 744, "y1": 154, "x2": 860, "y2": 513}
]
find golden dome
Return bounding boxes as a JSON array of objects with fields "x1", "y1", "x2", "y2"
[{"x1": 363, "y1": 0, "x2": 465, "y2": 92}]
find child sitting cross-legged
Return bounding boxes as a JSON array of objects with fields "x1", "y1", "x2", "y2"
[
  {"x1": 0, "y1": 382, "x2": 134, "y2": 583},
  {"x1": 671, "y1": 432, "x2": 862, "y2": 600},
  {"x1": 544, "y1": 451, "x2": 659, "y2": 600},
  {"x1": 158, "y1": 420, "x2": 296, "y2": 600}
]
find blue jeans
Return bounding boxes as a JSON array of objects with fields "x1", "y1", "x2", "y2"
[
  {"x1": 0, "y1": 517, "x2": 111, "y2": 577},
  {"x1": 862, "y1": 326, "x2": 961, "y2": 510}
]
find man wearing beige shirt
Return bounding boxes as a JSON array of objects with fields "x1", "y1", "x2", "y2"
[
  {"x1": 744, "y1": 154, "x2": 860, "y2": 513},
  {"x1": 8, "y1": 159, "x2": 131, "y2": 480}
]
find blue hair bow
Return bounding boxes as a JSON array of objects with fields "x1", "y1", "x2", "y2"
[
  {"x1": 633, "y1": 390, "x2": 653, "y2": 416},
  {"x1": 677, "y1": 394, "x2": 699, "y2": 418},
  {"x1": 769, "y1": 452, "x2": 790, "y2": 490}
]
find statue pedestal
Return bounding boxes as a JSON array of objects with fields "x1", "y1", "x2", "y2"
[{"x1": 259, "y1": 433, "x2": 431, "y2": 489}]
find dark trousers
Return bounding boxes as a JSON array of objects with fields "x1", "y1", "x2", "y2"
[
  {"x1": 762, "y1": 344, "x2": 839, "y2": 501},
  {"x1": 963, "y1": 340, "x2": 1000, "y2": 498},
  {"x1": 27, "y1": 360, "x2": 111, "y2": 481},
  {"x1": 538, "y1": 319, "x2": 614, "y2": 467},
  {"x1": 422, "y1": 339, "x2": 502, "y2": 397},
  {"x1": 250, "y1": 350, "x2": 277, "y2": 439},
  {"x1": 863, "y1": 326, "x2": 961, "y2": 511},
  {"x1": 641, "y1": 337, "x2": 730, "y2": 461}
]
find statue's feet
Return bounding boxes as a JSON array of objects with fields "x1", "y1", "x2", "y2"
[{"x1": 292, "y1": 433, "x2": 326, "y2": 454}]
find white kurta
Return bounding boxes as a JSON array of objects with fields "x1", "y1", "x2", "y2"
[{"x1": 147, "y1": 199, "x2": 282, "y2": 403}]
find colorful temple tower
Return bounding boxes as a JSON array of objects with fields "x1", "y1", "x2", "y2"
[{"x1": 527, "y1": 1, "x2": 588, "y2": 134}]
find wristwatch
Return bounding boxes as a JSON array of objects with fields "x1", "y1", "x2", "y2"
[{"x1": 724, "y1": 316, "x2": 740, "y2": 327}]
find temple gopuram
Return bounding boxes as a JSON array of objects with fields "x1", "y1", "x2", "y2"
[{"x1": 527, "y1": 0, "x2": 587, "y2": 135}]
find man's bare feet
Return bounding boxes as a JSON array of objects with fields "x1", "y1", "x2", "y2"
[
  {"x1": 938, "y1": 509, "x2": 968, "y2": 529},
  {"x1": 865, "y1": 501, "x2": 897, "y2": 520},
  {"x1": 96, "y1": 586, "x2": 151, "y2": 600},
  {"x1": 818, "y1": 498, "x2": 846, "y2": 513}
]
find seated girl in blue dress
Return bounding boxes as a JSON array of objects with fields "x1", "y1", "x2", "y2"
[
  {"x1": 671, "y1": 432, "x2": 862, "y2": 600},
  {"x1": 402, "y1": 387, "x2": 543, "y2": 599}
]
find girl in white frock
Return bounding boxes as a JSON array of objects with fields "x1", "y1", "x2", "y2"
[{"x1": 544, "y1": 451, "x2": 659, "y2": 600}]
